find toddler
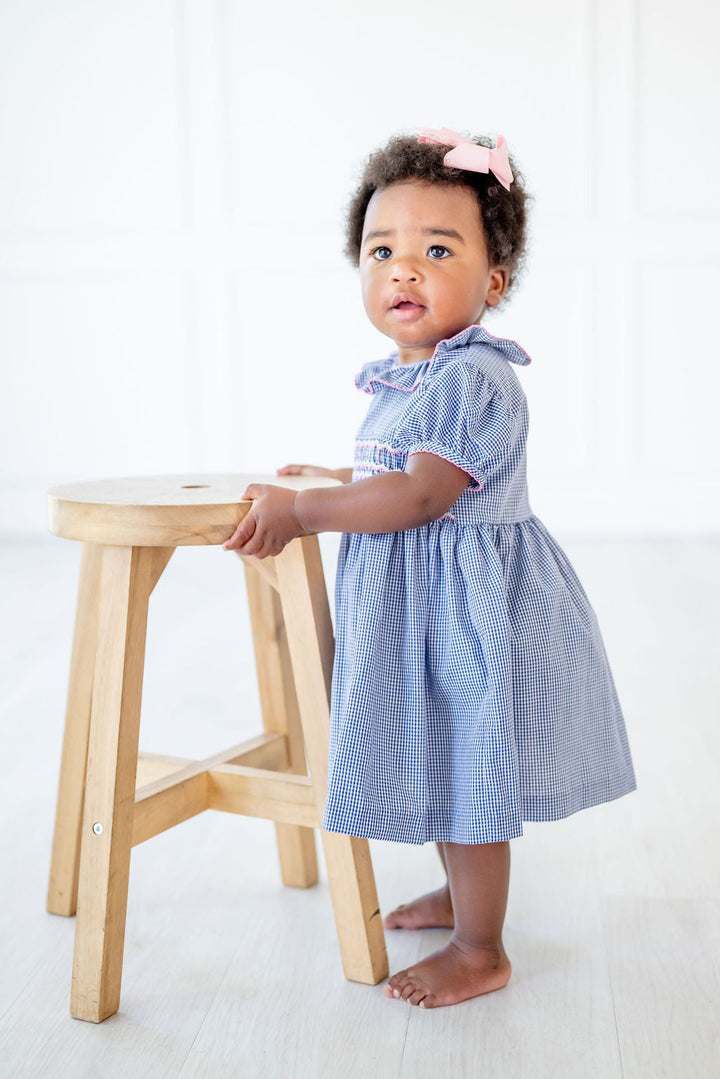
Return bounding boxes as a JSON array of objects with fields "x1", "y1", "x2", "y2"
[{"x1": 223, "y1": 127, "x2": 636, "y2": 1009}]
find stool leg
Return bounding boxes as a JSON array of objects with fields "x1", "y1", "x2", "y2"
[
  {"x1": 319, "y1": 831, "x2": 388, "y2": 983},
  {"x1": 70, "y1": 545, "x2": 155, "y2": 1022},
  {"x1": 47, "y1": 542, "x2": 103, "y2": 916},
  {"x1": 244, "y1": 560, "x2": 318, "y2": 887},
  {"x1": 275, "y1": 538, "x2": 388, "y2": 984}
]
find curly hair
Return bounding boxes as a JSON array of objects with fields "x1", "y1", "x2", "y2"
[{"x1": 344, "y1": 132, "x2": 531, "y2": 303}]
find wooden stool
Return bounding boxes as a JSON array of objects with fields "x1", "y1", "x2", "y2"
[{"x1": 46, "y1": 473, "x2": 388, "y2": 1023}]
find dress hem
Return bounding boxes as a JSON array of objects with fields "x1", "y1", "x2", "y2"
[{"x1": 320, "y1": 777, "x2": 637, "y2": 846}]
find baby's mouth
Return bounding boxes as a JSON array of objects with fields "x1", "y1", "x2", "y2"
[{"x1": 393, "y1": 301, "x2": 424, "y2": 311}]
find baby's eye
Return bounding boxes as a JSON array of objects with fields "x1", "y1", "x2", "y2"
[
  {"x1": 371, "y1": 246, "x2": 392, "y2": 261},
  {"x1": 428, "y1": 245, "x2": 451, "y2": 259}
]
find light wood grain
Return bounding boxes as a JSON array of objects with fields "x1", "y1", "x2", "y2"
[
  {"x1": 227, "y1": 732, "x2": 291, "y2": 770},
  {"x1": 243, "y1": 553, "x2": 278, "y2": 590},
  {"x1": 132, "y1": 773, "x2": 209, "y2": 847},
  {"x1": 47, "y1": 543, "x2": 176, "y2": 917},
  {"x1": 147, "y1": 546, "x2": 175, "y2": 593},
  {"x1": 207, "y1": 765, "x2": 320, "y2": 826},
  {"x1": 134, "y1": 733, "x2": 288, "y2": 788},
  {"x1": 45, "y1": 498, "x2": 385, "y2": 1020},
  {"x1": 46, "y1": 542, "x2": 103, "y2": 917},
  {"x1": 132, "y1": 736, "x2": 291, "y2": 844},
  {"x1": 47, "y1": 473, "x2": 340, "y2": 547},
  {"x1": 275, "y1": 537, "x2": 389, "y2": 985},
  {"x1": 320, "y1": 831, "x2": 389, "y2": 985},
  {"x1": 273, "y1": 538, "x2": 335, "y2": 795},
  {"x1": 244, "y1": 557, "x2": 318, "y2": 887},
  {"x1": 134, "y1": 751, "x2": 196, "y2": 785},
  {"x1": 71, "y1": 544, "x2": 156, "y2": 1022}
]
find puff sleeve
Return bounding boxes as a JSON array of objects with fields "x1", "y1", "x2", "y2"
[{"x1": 392, "y1": 361, "x2": 514, "y2": 489}]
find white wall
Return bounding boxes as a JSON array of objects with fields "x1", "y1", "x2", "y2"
[{"x1": 1, "y1": 0, "x2": 718, "y2": 534}]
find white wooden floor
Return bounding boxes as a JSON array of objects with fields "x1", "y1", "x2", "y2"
[{"x1": 0, "y1": 533, "x2": 718, "y2": 1079}]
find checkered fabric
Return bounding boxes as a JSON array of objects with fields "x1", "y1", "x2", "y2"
[{"x1": 321, "y1": 325, "x2": 636, "y2": 845}]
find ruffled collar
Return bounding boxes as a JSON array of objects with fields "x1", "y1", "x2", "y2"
[{"x1": 355, "y1": 324, "x2": 531, "y2": 394}]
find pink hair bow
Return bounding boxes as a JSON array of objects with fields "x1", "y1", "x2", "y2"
[{"x1": 416, "y1": 127, "x2": 513, "y2": 191}]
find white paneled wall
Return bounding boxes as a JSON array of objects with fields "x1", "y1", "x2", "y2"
[{"x1": 1, "y1": 0, "x2": 718, "y2": 532}]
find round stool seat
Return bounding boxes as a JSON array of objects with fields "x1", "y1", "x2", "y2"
[{"x1": 47, "y1": 472, "x2": 340, "y2": 547}]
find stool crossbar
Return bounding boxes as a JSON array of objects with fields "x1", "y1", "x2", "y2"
[{"x1": 46, "y1": 474, "x2": 388, "y2": 1022}]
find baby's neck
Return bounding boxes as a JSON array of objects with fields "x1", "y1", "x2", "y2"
[
  {"x1": 396, "y1": 343, "x2": 437, "y2": 365},
  {"x1": 395, "y1": 321, "x2": 483, "y2": 365}
]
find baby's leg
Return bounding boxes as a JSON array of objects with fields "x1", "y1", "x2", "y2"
[
  {"x1": 383, "y1": 843, "x2": 454, "y2": 929},
  {"x1": 384, "y1": 840, "x2": 512, "y2": 1008}
]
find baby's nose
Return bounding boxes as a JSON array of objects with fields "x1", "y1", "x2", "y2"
[{"x1": 390, "y1": 260, "x2": 420, "y2": 282}]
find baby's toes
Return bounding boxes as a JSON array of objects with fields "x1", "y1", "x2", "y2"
[
  {"x1": 399, "y1": 977, "x2": 420, "y2": 1001},
  {"x1": 407, "y1": 985, "x2": 428, "y2": 1007},
  {"x1": 382, "y1": 906, "x2": 406, "y2": 929},
  {"x1": 384, "y1": 968, "x2": 411, "y2": 998},
  {"x1": 383, "y1": 973, "x2": 404, "y2": 998}
]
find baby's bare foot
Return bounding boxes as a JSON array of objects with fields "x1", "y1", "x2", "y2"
[
  {"x1": 382, "y1": 939, "x2": 511, "y2": 1008},
  {"x1": 383, "y1": 885, "x2": 454, "y2": 930}
]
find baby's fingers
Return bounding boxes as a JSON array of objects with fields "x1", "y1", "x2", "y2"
[
  {"x1": 276, "y1": 463, "x2": 329, "y2": 477},
  {"x1": 222, "y1": 509, "x2": 257, "y2": 551}
]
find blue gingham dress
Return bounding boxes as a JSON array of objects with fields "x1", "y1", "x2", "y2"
[{"x1": 321, "y1": 324, "x2": 636, "y2": 845}]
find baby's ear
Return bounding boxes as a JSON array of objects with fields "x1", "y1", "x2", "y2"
[{"x1": 486, "y1": 267, "x2": 509, "y2": 307}]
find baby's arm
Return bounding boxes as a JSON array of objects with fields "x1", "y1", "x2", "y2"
[
  {"x1": 296, "y1": 453, "x2": 468, "y2": 533},
  {"x1": 224, "y1": 453, "x2": 469, "y2": 558}
]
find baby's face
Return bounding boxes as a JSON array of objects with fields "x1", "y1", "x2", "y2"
[{"x1": 359, "y1": 180, "x2": 508, "y2": 364}]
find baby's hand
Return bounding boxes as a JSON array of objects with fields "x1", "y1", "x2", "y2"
[
  {"x1": 277, "y1": 463, "x2": 334, "y2": 478},
  {"x1": 277, "y1": 464, "x2": 353, "y2": 484},
  {"x1": 223, "y1": 484, "x2": 302, "y2": 559}
]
